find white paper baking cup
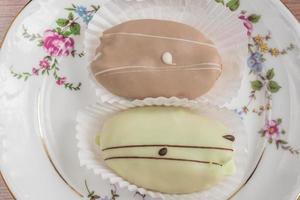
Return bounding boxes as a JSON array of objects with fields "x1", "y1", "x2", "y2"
[
  {"x1": 76, "y1": 97, "x2": 249, "y2": 200},
  {"x1": 84, "y1": 0, "x2": 248, "y2": 106}
]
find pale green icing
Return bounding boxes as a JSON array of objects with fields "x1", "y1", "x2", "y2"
[
  {"x1": 95, "y1": 135, "x2": 101, "y2": 146},
  {"x1": 98, "y1": 106, "x2": 235, "y2": 194}
]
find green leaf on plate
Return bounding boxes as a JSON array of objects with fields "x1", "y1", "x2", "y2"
[
  {"x1": 226, "y1": 0, "x2": 240, "y2": 11},
  {"x1": 278, "y1": 140, "x2": 288, "y2": 145},
  {"x1": 68, "y1": 12, "x2": 74, "y2": 20},
  {"x1": 70, "y1": 23, "x2": 81, "y2": 35},
  {"x1": 248, "y1": 14, "x2": 261, "y2": 23},
  {"x1": 56, "y1": 18, "x2": 69, "y2": 27},
  {"x1": 55, "y1": 27, "x2": 62, "y2": 34},
  {"x1": 62, "y1": 31, "x2": 72, "y2": 37},
  {"x1": 268, "y1": 138, "x2": 273, "y2": 144},
  {"x1": 251, "y1": 80, "x2": 263, "y2": 91},
  {"x1": 37, "y1": 40, "x2": 44, "y2": 47},
  {"x1": 267, "y1": 80, "x2": 281, "y2": 93},
  {"x1": 65, "y1": 8, "x2": 76, "y2": 11},
  {"x1": 215, "y1": 0, "x2": 225, "y2": 5},
  {"x1": 266, "y1": 68, "x2": 275, "y2": 80},
  {"x1": 277, "y1": 118, "x2": 283, "y2": 124},
  {"x1": 91, "y1": 5, "x2": 101, "y2": 11}
]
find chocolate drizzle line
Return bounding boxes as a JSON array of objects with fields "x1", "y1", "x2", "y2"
[
  {"x1": 104, "y1": 156, "x2": 223, "y2": 166},
  {"x1": 223, "y1": 135, "x2": 235, "y2": 142},
  {"x1": 102, "y1": 144, "x2": 233, "y2": 152}
]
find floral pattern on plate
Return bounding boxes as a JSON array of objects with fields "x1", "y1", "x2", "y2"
[
  {"x1": 236, "y1": 28, "x2": 299, "y2": 154},
  {"x1": 10, "y1": 4, "x2": 100, "y2": 91},
  {"x1": 216, "y1": 0, "x2": 298, "y2": 155},
  {"x1": 84, "y1": 181, "x2": 119, "y2": 200},
  {"x1": 84, "y1": 181, "x2": 148, "y2": 200}
]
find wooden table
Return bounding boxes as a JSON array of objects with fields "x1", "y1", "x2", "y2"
[{"x1": 0, "y1": 0, "x2": 299, "y2": 199}]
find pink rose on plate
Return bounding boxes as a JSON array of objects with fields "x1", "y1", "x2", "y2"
[
  {"x1": 43, "y1": 30, "x2": 74, "y2": 57},
  {"x1": 39, "y1": 59, "x2": 50, "y2": 69},
  {"x1": 56, "y1": 77, "x2": 66, "y2": 85}
]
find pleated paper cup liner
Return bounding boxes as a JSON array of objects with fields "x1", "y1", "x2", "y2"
[
  {"x1": 76, "y1": 97, "x2": 249, "y2": 200},
  {"x1": 84, "y1": 0, "x2": 248, "y2": 106}
]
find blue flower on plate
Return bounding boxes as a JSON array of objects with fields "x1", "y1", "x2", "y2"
[
  {"x1": 75, "y1": 6, "x2": 93, "y2": 24},
  {"x1": 247, "y1": 52, "x2": 264, "y2": 73},
  {"x1": 82, "y1": 14, "x2": 93, "y2": 24},
  {"x1": 75, "y1": 6, "x2": 88, "y2": 17}
]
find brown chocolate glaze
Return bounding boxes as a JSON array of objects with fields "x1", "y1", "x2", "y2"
[
  {"x1": 102, "y1": 144, "x2": 234, "y2": 152},
  {"x1": 104, "y1": 156, "x2": 223, "y2": 167},
  {"x1": 91, "y1": 19, "x2": 222, "y2": 100},
  {"x1": 223, "y1": 135, "x2": 235, "y2": 142}
]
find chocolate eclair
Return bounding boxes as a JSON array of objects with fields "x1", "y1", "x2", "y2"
[{"x1": 91, "y1": 19, "x2": 222, "y2": 99}]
